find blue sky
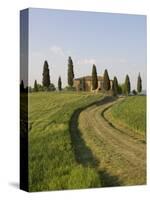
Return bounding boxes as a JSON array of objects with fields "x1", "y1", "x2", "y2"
[{"x1": 28, "y1": 8, "x2": 146, "y2": 90}]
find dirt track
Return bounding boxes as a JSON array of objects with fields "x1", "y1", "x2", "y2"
[{"x1": 72, "y1": 96, "x2": 146, "y2": 186}]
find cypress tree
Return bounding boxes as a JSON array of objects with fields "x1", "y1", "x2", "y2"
[
  {"x1": 34, "y1": 80, "x2": 38, "y2": 92},
  {"x1": 114, "y1": 76, "x2": 119, "y2": 95},
  {"x1": 92, "y1": 64, "x2": 98, "y2": 90},
  {"x1": 20, "y1": 80, "x2": 25, "y2": 93},
  {"x1": 103, "y1": 69, "x2": 110, "y2": 91},
  {"x1": 112, "y1": 80, "x2": 115, "y2": 96},
  {"x1": 42, "y1": 60, "x2": 50, "y2": 88},
  {"x1": 137, "y1": 73, "x2": 142, "y2": 93},
  {"x1": 124, "y1": 74, "x2": 131, "y2": 95},
  {"x1": 112, "y1": 76, "x2": 119, "y2": 96},
  {"x1": 67, "y1": 56, "x2": 74, "y2": 87},
  {"x1": 58, "y1": 76, "x2": 62, "y2": 91}
]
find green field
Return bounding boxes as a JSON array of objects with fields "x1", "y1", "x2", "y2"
[
  {"x1": 106, "y1": 96, "x2": 146, "y2": 140},
  {"x1": 28, "y1": 92, "x2": 103, "y2": 191},
  {"x1": 27, "y1": 93, "x2": 146, "y2": 191}
]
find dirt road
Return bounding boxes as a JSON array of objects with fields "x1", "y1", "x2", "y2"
[{"x1": 70, "y1": 96, "x2": 146, "y2": 186}]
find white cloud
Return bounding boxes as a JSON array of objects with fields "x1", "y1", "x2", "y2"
[
  {"x1": 77, "y1": 58, "x2": 96, "y2": 65},
  {"x1": 49, "y1": 45, "x2": 65, "y2": 57}
]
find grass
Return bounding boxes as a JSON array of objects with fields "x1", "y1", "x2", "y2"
[
  {"x1": 107, "y1": 96, "x2": 146, "y2": 138},
  {"x1": 28, "y1": 91, "x2": 103, "y2": 191}
]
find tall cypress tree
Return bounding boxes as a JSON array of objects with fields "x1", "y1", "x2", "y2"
[
  {"x1": 67, "y1": 56, "x2": 74, "y2": 87},
  {"x1": 103, "y1": 69, "x2": 110, "y2": 91},
  {"x1": 42, "y1": 60, "x2": 50, "y2": 88},
  {"x1": 137, "y1": 73, "x2": 142, "y2": 93},
  {"x1": 34, "y1": 80, "x2": 38, "y2": 92},
  {"x1": 113, "y1": 76, "x2": 119, "y2": 95},
  {"x1": 92, "y1": 64, "x2": 98, "y2": 90},
  {"x1": 124, "y1": 74, "x2": 131, "y2": 95},
  {"x1": 58, "y1": 76, "x2": 62, "y2": 91}
]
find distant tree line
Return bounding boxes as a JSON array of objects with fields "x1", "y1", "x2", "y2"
[
  {"x1": 20, "y1": 56, "x2": 143, "y2": 96},
  {"x1": 91, "y1": 64, "x2": 142, "y2": 97}
]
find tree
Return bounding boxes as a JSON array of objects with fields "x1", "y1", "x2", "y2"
[
  {"x1": 114, "y1": 76, "x2": 119, "y2": 94},
  {"x1": 112, "y1": 76, "x2": 119, "y2": 96},
  {"x1": 91, "y1": 64, "x2": 98, "y2": 90},
  {"x1": 124, "y1": 74, "x2": 131, "y2": 95},
  {"x1": 103, "y1": 69, "x2": 110, "y2": 91},
  {"x1": 25, "y1": 86, "x2": 28, "y2": 93},
  {"x1": 67, "y1": 56, "x2": 74, "y2": 87},
  {"x1": 42, "y1": 60, "x2": 50, "y2": 88},
  {"x1": 58, "y1": 76, "x2": 62, "y2": 91},
  {"x1": 20, "y1": 80, "x2": 25, "y2": 93},
  {"x1": 118, "y1": 84, "x2": 123, "y2": 94},
  {"x1": 137, "y1": 73, "x2": 142, "y2": 93},
  {"x1": 111, "y1": 81, "x2": 115, "y2": 96},
  {"x1": 34, "y1": 80, "x2": 38, "y2": 92}
]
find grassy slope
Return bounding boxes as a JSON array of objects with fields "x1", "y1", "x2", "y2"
[
  {"x1": 28, "y1": 92, "x2": 103, "y2": 191},
  {"x1": 106, "y1": 96, "x2": 146, "y2": 140}
]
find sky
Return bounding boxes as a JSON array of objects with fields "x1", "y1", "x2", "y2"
[{"x1": 28, "y1": 8, "x2": 147, "y2": 90}]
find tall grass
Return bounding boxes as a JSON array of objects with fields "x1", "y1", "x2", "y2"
[
  {"x1": 110, "y1": 96, "x2": 146, "y2": 135},
  {"x1": 28, "y1": 92, "x2": 102, "y2": 191}
]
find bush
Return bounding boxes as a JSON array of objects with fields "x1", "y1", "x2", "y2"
[
  {"x1": 64, "y1": 86, "x2": 76, "y2": 91},
  {"x1": 132, "y1": 90, "x2": 137, "y2": 95},
  {"x1": 37, "y1": 84, "x2": 44, "y2": 91},
  {"x1": 49, "y1": 83, "x2": 56, "y2": 91},
  {"x1": 43, "y1": 83, "x2": 56, "y2": 91}
]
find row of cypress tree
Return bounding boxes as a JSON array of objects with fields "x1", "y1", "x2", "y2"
[
  {"x1": 20, "y1": 56, "x2": 142, "y2": 95},
  {"x1": 68, "y1": 57, "x2": 142, "y2": 96},
  {"x1": 90, "y1": 63, "x2": 142, "y2": 96},
  {"x1": 91, "y1": 66, "x2": 111, "y2": 91},
  {"x1": 34, "y1": 56, "x2": 75, "y2": 92}
]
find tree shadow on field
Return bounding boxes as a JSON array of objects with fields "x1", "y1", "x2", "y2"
[{"x1": 69, "y1": 96, "x2": 121, "y2": 187}]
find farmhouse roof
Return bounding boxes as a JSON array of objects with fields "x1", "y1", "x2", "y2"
[{"x1": 74, "y1": 75, "x2": 104, "y2": 81}]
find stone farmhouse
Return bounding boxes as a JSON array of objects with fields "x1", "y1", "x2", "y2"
[{"x1": 73, "y1": 75, "x2": 112, "y2": 91}]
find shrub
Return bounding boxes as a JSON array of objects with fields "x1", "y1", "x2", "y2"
[
  {"x1": 64, "y1": 86, "x2": 76, "y2": 91},
  {"x1": 132, "y1": 90, "x2": 137, "y2": 95}
]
